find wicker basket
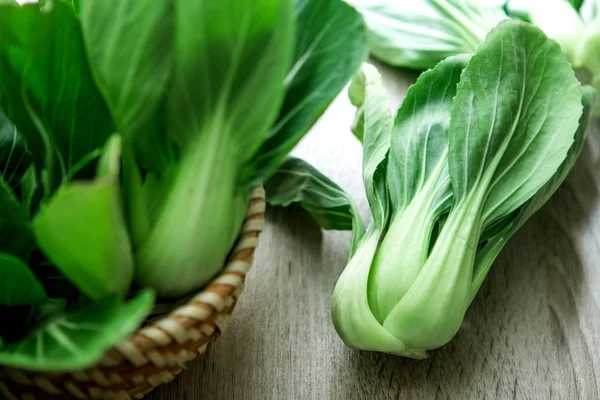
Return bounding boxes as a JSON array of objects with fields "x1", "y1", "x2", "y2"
[{"x1": 0, "y1": 186, "x2": 266, "y2": 400}]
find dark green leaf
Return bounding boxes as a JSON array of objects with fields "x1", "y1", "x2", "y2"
[
  {"x1": 568, "y1": 0, "x2": 584, "y2": 10},
  {"x1": 0, "y1": 289, "x2": 154, "y2": 371},
  {"x1": 0, "y1": 306, "x2": 35, "y2": 344},
  {"x1": 388, "y1": 54, "x2": 468, "y2": 214},
  {"x1": 448, "y1": 20, "x2": 583, "y2": 226},
  {"x1": 0, "y1": 109, "x2": 31, "y2": 188},
  {"x1": 0, "y1": 253, "x2": 46, "y2": 306},
  {"x1": 265, "y1": 157, "x2": 365, "y2": 252},
  {"x1": 20, "y1": 165, "x2": 40, "y2": 219},
  {"x1": 245, "y1": 0, "x2": 369, "y2": 186},
  {"x1": 80, "y1": 0, "x2": 173, "y2": 146},
  {"x1": 0, "y1": 178, "x2": 30, "y2": 259},
  {"x1": 0, "y1": 3, "x2": 115, "y2": 193}
]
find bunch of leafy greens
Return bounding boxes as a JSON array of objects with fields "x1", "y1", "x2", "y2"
[
  {"x1": 267, "y1": 20, "x2": 595, "y2": 356},
  {"x1": 0, "y1": 0, "x2": 367, "y2": 371},
  {"x1": 342, "y1": 0, "x2": 600, "y2": 113}
]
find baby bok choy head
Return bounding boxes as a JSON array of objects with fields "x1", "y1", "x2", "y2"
[{"x1": 331, "y1": 19, "x2": 595, "y2": 357}]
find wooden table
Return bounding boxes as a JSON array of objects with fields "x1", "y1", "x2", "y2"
[{"x1": 148, "y1": 63, "x2": 600, "y2": 400}]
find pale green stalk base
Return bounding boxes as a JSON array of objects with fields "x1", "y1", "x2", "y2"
[
  {"x1": 382, "y1": 188, "x2": 485, "y2": 350},
  {"x1": 134, "y1": 131, "x2": 248, "y2": 298},
  {"x1": 331, "y1": 229, "x2": 426, "y2": 358},
  {"x1": 368, "y1": 179, "x2": 444, "y2": 323}
]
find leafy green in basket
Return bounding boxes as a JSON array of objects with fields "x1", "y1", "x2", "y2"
[
  {"x1": 0, "y1": 253, "x2": 46, "y2": 307},
  {"x1": 0, "y1": 3, "x2": 115, "y2": 196},
  {"x1": 0, "y1": 0, "x2": 368, "y2": 372},
  {"x1": 0, "y1": 289, "x2": 154, "y2": 372},
  {"x1": 33, "y1": 136, "x2": 134, "y2": 300}
]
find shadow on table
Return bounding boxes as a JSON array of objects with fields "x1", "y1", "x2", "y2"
[
  {"x1": 333, "y1": 125, "x2": 600, "y2": 399},
  {"x1": 265, "y1": 205, "x2": 325, "y2": 249}
]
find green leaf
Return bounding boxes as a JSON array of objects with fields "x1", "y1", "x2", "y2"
[
  {"x1": 167, "y1": 0, "x2": 294, "y2": 162},
  {"x1": 0, "y1": 108, "x2": 31, "y2": 188},
  {"x1": 350, "y1": 64, "x2": 393, "y2": 231},
  {"x1": 0, "y1": 253, "x2": 46, "y2": 306},
  {"x1": 0, "y1": 178, "x2": 30, "y2": 259},
  {"x1": 80, "y1": 0, "x2": 176, "y2": 171},
  {"x1": 387, "y1": 54, "x2": 468, "y2": 213},
  {"x1": 448, "y1": 20, "x2": 583, "y2": 227},
  {"x1": 80, "y1": 0, "x2": 173, "y2": 142},
  {"x1": 20, "y1": 165, "x2": 40, "y2": 219},
  {"x1": 33, "y1": 136, "x2": 134, "y2": 300},
  {"x1": 512, "y1": 86, "x2": 595, "y2": 228},
  {"x1": 122, "y1": 142, "x2": 150, "y2": 248},
  {"x1": 567, "y1": 0, "x2": 584, "y2": 10},
  {"x1": 345, "y1": 0, "x2": 507, "y2": 70},
  {"x1": 470, "y1": 85, "x2": 596, "y2": 299},
  {"x1": 367, "y1": 55, "x2": 467, "y2": 324},
  {"x1": 0, "y1": 3, "x2": 115, "y2": 193},
  {"x1": 245, "y1": 0, "x2": 368, "y2": 186},
  {"x1": 265, "y1": 157, "x2": 365, "y2": 252},
  {"x1": 0, "y1": 289, "x2": 154, "y2": 372}
]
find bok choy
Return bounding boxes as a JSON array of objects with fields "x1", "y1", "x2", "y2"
[
  {"x1": 0, "y1": 0, "x2": 367, "y2": 371},
  {"x1": 268, "y1": 19, "x2": 595, "y2": 356}
]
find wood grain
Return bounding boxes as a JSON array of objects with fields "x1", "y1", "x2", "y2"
[{"x1": 148, "y1": 63, "x2": 600, "y2": 400}]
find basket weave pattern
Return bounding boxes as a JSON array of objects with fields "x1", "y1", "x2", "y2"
[{"x1": 0, "y1": 186, "x2": 266, "y2": 400}]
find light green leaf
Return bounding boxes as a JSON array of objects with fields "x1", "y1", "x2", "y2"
[
  {"x1": 449, "y1": 20, "x2": 583, "y2": 227},
  {"x1": 0, "y1": 289, "x2": 154, "y2": 372},
  {"x1": 265, "y1": 157, "x2": 365, "y2": 253},
  {"x1": 345, "y1": 0, "x2": 506, "y2": 70},
  {"x1": 367, "y1": 55, "x2": 467, "y2": 324},
  {"x1": 351, "y1": 64, "x2": 393, "y2": 231},
  {"x1": 80, "y1": 0, "x2": 174, "y2": 162},
  {"x1": 0, "y1": 3, "x2": 115, "y2": 193},
  {"x1": 0, "y1": 253, "x2": 46, "y2": 306},
  {"x1": 245, "y1": 0, "x2": 368, "y2": 186},
  {"x1": 33, "y1": 136, "x2": 134, "y2": 300},
  {"x1": 167, "y1": 0, "x2": 294, "y2": 161}
]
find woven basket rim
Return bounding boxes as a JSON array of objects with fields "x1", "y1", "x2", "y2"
[{"x1": 0, "y1": 185, "x2": 266, "y2": 400}]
